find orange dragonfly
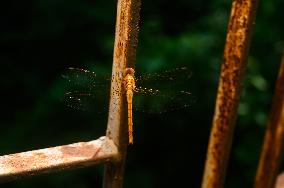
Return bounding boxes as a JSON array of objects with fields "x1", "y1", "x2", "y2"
[
  {"x1": 62, "y1": 66, "x2": 193, "y2": 144},
  {"x1": 124, "y1": 68, "x2": 135, "y2": 144}
]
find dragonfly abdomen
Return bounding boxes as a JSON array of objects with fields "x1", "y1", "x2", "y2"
[{"x1": 123, "y1": 68, "x2": 136, "y2": 144}]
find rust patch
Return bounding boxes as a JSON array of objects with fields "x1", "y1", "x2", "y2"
[
  {"x1": 60, "y1": 144, "x2": 96, "y2": 158},
  {"x1": 202, "y1": 0, "x2": 259, "y2": 188},
  {"x1": 1, "y1": 152, "x2": 49, "y2": 173},
  {"x1": 0, "y1": 137, "x2": 118, "y2": 183}
]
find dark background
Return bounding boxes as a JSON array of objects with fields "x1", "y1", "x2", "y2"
[{"x1": 1, "y1": 0, "x2": 283, "y2": 187}]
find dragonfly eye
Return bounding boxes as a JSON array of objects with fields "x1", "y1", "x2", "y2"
[{"x1": 124, "y1": 68, "x2": 135, "y2": 76}]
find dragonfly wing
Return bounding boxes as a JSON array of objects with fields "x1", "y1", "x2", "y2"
[
  {"x1": 62, "y1": 67, "x2": 110, "y2": 112},
  {"x1": 133, "y1": 67, "x2": 193, "y2": 113},
  {"x1": 133, "y1": 86, "x2": 193, "y2": 113},
  {"x1": 63, "y1": 91, "x2": 93, "y2": 111},
  {"x1": 62, "y1": 67, "x2": 110, "y2": 90},
  {"x1": 135, "y1": 67, "x2": 192, "y2": 88},
  {"x1": 62, "y1": 89, "x2": 109, "y2": 112}
]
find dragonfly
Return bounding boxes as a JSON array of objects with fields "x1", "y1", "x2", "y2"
[
  {"x1": 62, "y1": 66, "x2": 193, "y2": 144},
  {"x1": 124, "y1": 68, "x2": 135, "y2": 144}
]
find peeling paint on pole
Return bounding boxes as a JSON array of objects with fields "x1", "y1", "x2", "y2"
[
  {"x1": 0, "y1": 137, "x2": 117, "y2": 183},
  {"x1": 201, "y1": 0, "x2": 258, "y2": 187}
]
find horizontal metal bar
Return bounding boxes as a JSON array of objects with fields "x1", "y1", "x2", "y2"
[{"x1": 0, "y1": 136, "x2": 118, "y2": 183}]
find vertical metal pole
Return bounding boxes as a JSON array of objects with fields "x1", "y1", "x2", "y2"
[
  {"x1": 201, "y1": 0, "x2": 258, "y2": 187},
  {"x1": 103, "y1": 0, "x2": 141, "y2": 187},
  {"x1": 254, "y1": 52, "x2": 284, "y2": 188}
]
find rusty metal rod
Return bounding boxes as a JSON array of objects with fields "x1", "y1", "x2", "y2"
[
  {"x1": 0, "y1": 136, "x2": 117, "y2": 183},
  {"x1": 201, "y1": 0, "x2": 258, "y2": 187},
  {"x1": 103, "y1": 0, "x2": 141, "y2": 187},
  {"x1": 254, "y1": 52, "x2": 284, "y2": 188}
]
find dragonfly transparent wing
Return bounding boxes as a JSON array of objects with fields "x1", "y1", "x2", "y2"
[
  {"x1": 62, "y1": 67, "x2": 110, "y2": 112},
  {"x1": 135, "y1": 67, "x2": 192, "y2": 88},
  {"x1": 62, "y1": 66, "x2": 194, "y2": 113},
  {"x1": 62, "y1": 67, "x2": 109, "y2": 89},
  {"x1": 133, "y1": 88, "x2": 193, "y2": 113},
  {"x1": 133, "y1": 67, "x2": 194, "y2": 113}
]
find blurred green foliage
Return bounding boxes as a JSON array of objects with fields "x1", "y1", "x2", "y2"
[{"x1": 0, "y1": 0, "x2": 284, "y2": 187}]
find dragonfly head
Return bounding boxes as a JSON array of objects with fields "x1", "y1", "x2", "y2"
[{"x1": 124, "y1": 68, "x2": 135, "y2": 77}]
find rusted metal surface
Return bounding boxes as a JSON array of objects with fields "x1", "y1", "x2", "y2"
[
  {"x1": 0, "y1": 136, "x2": 117, "y2": 183},
  {"x1": 254, "y1": 53, "x2": 284, "y2": 188},
  {"x1": 103, "y1": 0, "x2": 141, "y2": 187},
  {"x1": 201, "y1": 0, "x2": 258, "y2": 187}
]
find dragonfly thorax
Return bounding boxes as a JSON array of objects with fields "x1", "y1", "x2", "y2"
[{"x1": 123, "y1": 68, "x2": 136, "y2": 102}]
